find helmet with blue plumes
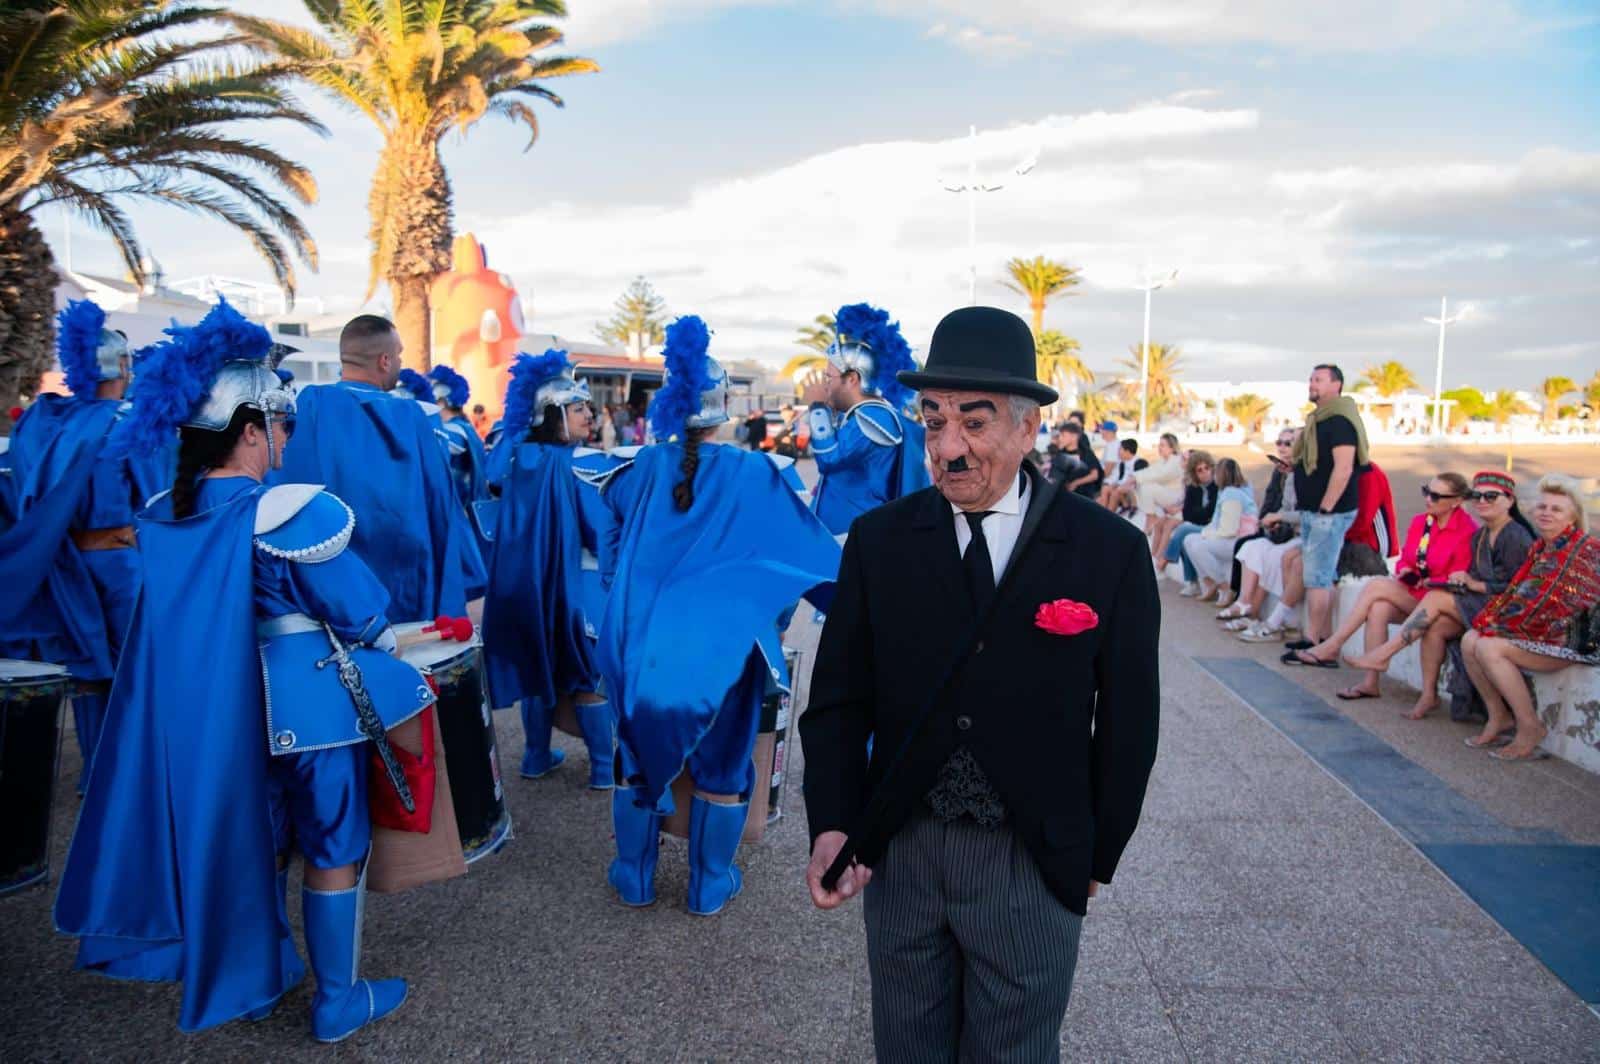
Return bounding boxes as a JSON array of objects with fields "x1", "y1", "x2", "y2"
[
  {"x1": 56, "y1": 299, "x2": 129, "y2": 396},
  {"x1": 649, "y1": 315, "x2": 727, "y2": 440},
  {"x1": 110, "y1": 296, "x2": 293, "y2": 459},
  {"x1": 395, "y1": 368, "x2": 432, "y2": 404},
  {"x1": 503, "y1": 349, "x2": 592, "y2": 440},
  {"x1": 827, "y1": 303, "x2": 915, "y2": 411},
  {"x1": 427, "y1": 364, "x2": 472, "y2": 410}
]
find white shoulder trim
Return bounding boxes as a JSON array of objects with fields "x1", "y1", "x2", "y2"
[
  {"x1": 610, "y1": 445, "x2": 644, "y2": 460},
  {"x1": 765, "y1": 452, "x2": 797, "y2": 473},
  {"x1": 848, "y1": 399, "x2": 904, "y2": 447},
  {"x1": 572, "y1": 446, "x2": 605, "y2": 458},
  {"x1": 254, "y1": 489, "x2": 354, "y2": 563},
  {"x1": 254, "y1": 483, "x2": 325, "y2": 533}
]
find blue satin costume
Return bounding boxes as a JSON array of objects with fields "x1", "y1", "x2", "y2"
[
  {"x1": 807, "y1": 398, "x2": 928, "y2": 535},
  {"x1": 595, "y1": 442, "x2": 840, "y2": 812},
  {"x1": 274, "y1": 381, "x2": 479, "y2": 620},
  {"x1": 5, "y1": 395, "x2": 171, "y2": 774},
  {"x1": 54, "y1": 477, "x2": 414, "y2": 1032}
]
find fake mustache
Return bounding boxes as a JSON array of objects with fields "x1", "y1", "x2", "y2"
[{"x1": 944, "y1": 457, "x2": 971, "y2": 473}]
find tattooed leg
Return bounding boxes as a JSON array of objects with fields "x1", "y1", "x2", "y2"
[
  {"x1": 1398, "y1": 607, "x2": 1432, "y2": 645},
  {"x1": 1346, "y1": 606, "x2": 1431, "y2": 672}
]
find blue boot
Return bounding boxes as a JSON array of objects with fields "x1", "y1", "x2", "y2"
[
  {"x1": 247, "y1": 867, "x2": 306, "y2": 1021},
  {"x1": 301, "y1": 868, "x2": 407, "y2": 1043},
  {"x1": 518, "y1": 698, "x2": 565, "y2": 778},
  {"x1": 576, "y1": 700, "x2": 616, "y2": 790},
  {"x1": 687, "y1": 797, "x2": 749, "y2": 916},
  {"x1": 607, "y1": 788, "x2": 660, "y2": 907}
]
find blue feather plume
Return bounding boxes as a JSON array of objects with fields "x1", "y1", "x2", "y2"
[
  {"x1": 57, "y1": 299, "x2": 108, "y2": 397},
  {"x1": 396, "y1": 368, "x2": 432, "y2": 404},
  {"x1": 427, "y1": 364, "x2": 471, "y2": 409},
  {"x1": 649, "y1": 315, "x2": 712, "y2": 441},
  {"x1": 110, "y1": 296, "x2": 271, "y2": 457},
  {"x1": 834, "y1": 302, "x2": 915, "y2": 411},
  {"x1": 502, "y1": 348, "x2": 572, "y2": 436}
]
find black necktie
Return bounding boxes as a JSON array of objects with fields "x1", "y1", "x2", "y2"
[{"x1": 962, "y1": 510, "x2": 996, "y2": 614}]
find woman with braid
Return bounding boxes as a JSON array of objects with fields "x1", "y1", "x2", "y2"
[{"x1": 591, "y1": 315, "x2": 839, "y2": 915}]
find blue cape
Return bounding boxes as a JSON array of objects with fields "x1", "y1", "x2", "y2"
[
  {"x1": 482, "y1": 442, "x2": 598, "y2": 711},
  {"x1": 596, "y1": 443, "x2": 840, "y2": 810},
  {"x1": 275, "y1": 382, "x2": 471, "y2": 621},
  {"x1": 54, "y1": 484, "x2": 291, "y2": 1032}
]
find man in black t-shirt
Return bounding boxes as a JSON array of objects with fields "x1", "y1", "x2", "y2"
[{"x1": 1280, "y1": 364, "x2": 1368, "y2": 656}]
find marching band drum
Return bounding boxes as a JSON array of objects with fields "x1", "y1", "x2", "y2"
[{"x1": 0, "y1": 660, "x2": 71, "y2": 895}]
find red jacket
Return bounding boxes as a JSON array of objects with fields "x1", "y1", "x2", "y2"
[
  {"x1": 1347, "y1": 461, "x2": 1398, "y2": 559},
  {"x1": 1397, "y1": 508, "x2": 1477, "y2": 600}
]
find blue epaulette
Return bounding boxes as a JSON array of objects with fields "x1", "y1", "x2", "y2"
[
  {"x1": 851, "y1": 400, "x2": 904, "y2": 446},
  {"x1": 253, "y1": 484, "x2": 355, "y2": 563}
]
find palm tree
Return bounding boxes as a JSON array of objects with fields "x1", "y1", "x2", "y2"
[
  {"x1": 1035, "y1": 329, "x2": 1092, "y2": 402},
  {"x1": 1114, "y1": 342, "x2": 1186, "y2": 423},
  {"x1": 1223, "y1": 393, "x2": 1273, "y2": 437},
  {"x1": 1541, "y1": 375, "x2": 1576, "y2": 427},
  {"x1": 1584, "y1": 371, "x2": 1600, "y2": 422},
  {"x1": 1484, "y1": 389, "x2": 1533, "y2": 428},
  {"x1": 1, "y1": 0, "x2": 323, "y2": 420},
  {"x1": 240, "y1": 1, "x2": 598, "y2": 369},
  {"x1": 1002, "y1": 255, "x2": 1080, "y2": 335},
  {"x1": 1439, "y1": 386, "x2": 1485, "y2": 431},
  {"x1": 777, "y1": 313, "x2": 835, "y2": 393},
  {"x1": 1357, "y1": 360, "x2": 1418, "y2": 431}
]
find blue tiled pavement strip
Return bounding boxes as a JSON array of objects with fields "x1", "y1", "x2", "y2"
[{"x1": 1196, "y1": 656, "x2": 1600, "y2": 1006}]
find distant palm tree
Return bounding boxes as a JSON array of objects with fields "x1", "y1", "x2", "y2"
[
  {"x1": 1358, "y1": 360, "x2": 1418, "y2": 431},
  {"x1": 1541, "y1": 375, "x2": 1577, "y2": 426},
  {"x1": 1002, "y1": 255, "x2": 1081, "y2": 335},
  {"x1": 1484, "y1": 389, "x2": 1533, "y2": 428},
  {"x1": 1585, "y1": 371, "x2": 1600, "y2": 420},
  {"x1": 1035, "y1": 329, "x2": 1092, "y2": 401},
  {"x1": 795, "y1": 313, "x2": 836, "y2": 354},
  {"x1": 240, "y1": 1, "x2": 598, "y2": 369},
  {"x1": 1, "y1": 0, "x2": 322, "y2": 418},
  {"x1": 1439, "y1": 386, "x2": 1486, "y2": 431},
  {"x1": 1223, "y1": 393, "x2": 1273, "y2": 437},
  {"x1": 1115, "y1": 342, "x2": 1186, "y2": 423}
]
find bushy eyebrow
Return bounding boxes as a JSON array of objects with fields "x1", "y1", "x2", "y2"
[
  {"x1": 958, "y1": 400, "x2": 996, "y2": 414},
  {"x1": 921, "y1": 398, "x2": 941, "y2": 413}
]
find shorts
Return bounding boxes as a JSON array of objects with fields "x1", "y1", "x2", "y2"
[
  {"x1": 268, "y1": 743, "x2": 371, "y2": 869},
  {"x1": 1298, "y1": 510, "x2": 1358, "y2": 590}
]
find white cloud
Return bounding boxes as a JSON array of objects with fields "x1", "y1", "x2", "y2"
[{"x1": 924, "y1": 21, "x2": 1032, "y2": 57}]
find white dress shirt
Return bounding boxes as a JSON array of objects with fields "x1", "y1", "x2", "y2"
[{"x1": 951, "y1": 471, "x2": 1031, "y2": 585}]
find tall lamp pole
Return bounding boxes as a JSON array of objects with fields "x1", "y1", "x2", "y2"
[
  {"x1": 1424, "y1": 297, "x2": 1467, "y2": 437},
  {"x1": 941, "y1": 125, "x2": 1036, "y2": 305},
  {"x1": 1135, "y1": 269, "x2": 1178, "y2": 434}
]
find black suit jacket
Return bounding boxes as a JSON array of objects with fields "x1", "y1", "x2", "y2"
[{"x1": 800, "y1": 465, "x2": 1161, "y2": 916}]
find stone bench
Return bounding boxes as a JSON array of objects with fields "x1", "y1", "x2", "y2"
[{"x1": 1329, "y1": 577, "x2": 1600, "y2": 773}]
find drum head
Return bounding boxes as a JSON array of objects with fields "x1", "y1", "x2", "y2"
[
  {"x1": 392, "y1": 624, "x2": 480, "y2": 673},
  {"x1": 0, "y1": 660, "x2": 71, "y2": 684}
]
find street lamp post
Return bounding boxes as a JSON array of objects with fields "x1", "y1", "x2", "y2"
[
  {"x1": 1424, "y1": 296, "x2": 1467, "y2": 437},
  {"x1": 1134, "y1": 269, "x2": 1178, "y2": 434},
  {"x1": 941, "y1": 125, "x2": 1036, "y2": 305}
]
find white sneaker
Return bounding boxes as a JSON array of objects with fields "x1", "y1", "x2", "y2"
[
  {"x1": 1216, "y1": 601, "x2": 1250, "y2": 620},
  {"x1": 1222, "y1": 617, "x2": 1255, "y2": 632},
  {"x1": 1239, "y1": 621, "x2": 1286, "y2": 642},
  {"x1": 1178, "y1": 581, "x2": 1202, "y2": 597}
]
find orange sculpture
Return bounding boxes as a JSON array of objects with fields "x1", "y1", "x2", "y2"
[{"x1": 429, "y1": 233, "x2": 526, "y2": 423}]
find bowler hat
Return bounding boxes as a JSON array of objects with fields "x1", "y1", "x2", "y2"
[{"x1": 897, "y1": 306, "x2": 1058, "y2": 405}]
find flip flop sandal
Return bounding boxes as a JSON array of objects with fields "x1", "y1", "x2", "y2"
[
  {"x1": 1282, "y1": 649, "x2": 1339, "y2": 668},
  {"x1": 1336, "y1": 687, "x2": 1380, "y2": 700},
  {"x1": 1284, "y1": 639, "x2": 1313, "y2": 652},
  {"x1": 1464, "y1": 734, "x2": 1515, "y2": 749},
  {"x1": 1488, "y1": 747, "x2": 1551, "y2": 762}
]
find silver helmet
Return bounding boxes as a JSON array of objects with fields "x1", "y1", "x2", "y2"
[
  {"x1": 674, "y1": 356, "x2": 730, "y2": 429},
  {"x1": 94, "y1": 329, "x2": 131, "y2": 382},
  {"x1": 825, "y1": 339, "x2": 877, "y2": 394},
  {"x1": 185, "y1": 359, "x2": 296, "y2": 463},
  {"x1": 529, "y1": 371, "x2": 593, "y2": 428}
]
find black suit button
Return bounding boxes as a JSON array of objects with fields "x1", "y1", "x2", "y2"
[
  {"x1": 956, "y1": 715, "x2": 972, "y2": 731},
  {"x1": 975, "y1": 641, "x2": 985, "y2": 654}
]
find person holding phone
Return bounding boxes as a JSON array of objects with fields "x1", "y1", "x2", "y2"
[{"x1": 1290, "y1": 472, "x2": 1475, "y2": 700}]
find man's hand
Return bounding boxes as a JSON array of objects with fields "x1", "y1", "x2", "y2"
[
  {"x1": 808, "y1": 831, "x2": 872, "y2": 909},
  {"x1": 800, "y1": 372, "x2": 830, "y2": 407}
]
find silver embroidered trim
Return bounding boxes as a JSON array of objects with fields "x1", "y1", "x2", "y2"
[{"x1": 253, "y1": 496, "x2": 355, "y2": 563}]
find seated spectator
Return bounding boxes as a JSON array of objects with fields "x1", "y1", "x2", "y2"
[
  {"x1": 1222, "y1": 429, "x2": 1299, "y2": 609},
  {"x1": 1461, "y1": 474, "x2": 1600, "y2": 760},
  {"x1": 1180, "y1": 458, "x2": 1258, "y2": 603},
  {"x1": 1096, "y1": 420, "x2": 1120, "y2": 473},
  {"x1": 1115, "y1": 432, "x2": 1182, "y2": 534},
  {"x1": 1347, "y1": 471, "x2": 1535, "y2": 719},
  {"x1": 1291, "y1": 473, "x2": 1476, "y2": 700},
  {"x1": 1155, "y1": 450, "x2": 1215, "y2": 578},
  {"x1": 1049, "y1": 421, "x2": 1103, "y2": 500},
  {"x1": 1099, "y1": 438, "x2": 1147, "y2": 510}
]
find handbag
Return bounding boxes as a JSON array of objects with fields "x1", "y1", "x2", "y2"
[{"x1": 1265, "y1": 519, "x2": 1296, "y2": 544}]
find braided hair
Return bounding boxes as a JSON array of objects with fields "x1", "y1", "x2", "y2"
[
  {"x1": 528, "y1": 404, "x2": 568, "y2": 444},
  {"x1": 672, "y1": 426, "x2": 714, "y2": 512},
  {"x1": 171, "y1": 407, "x2": 262, "y2": 519}
]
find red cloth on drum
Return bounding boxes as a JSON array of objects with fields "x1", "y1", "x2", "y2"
[{"x1": 370, "y1": 704, "x2": 437, "y2": 833}]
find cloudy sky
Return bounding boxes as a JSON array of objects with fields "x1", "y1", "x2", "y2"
[{"x1": 48, "y1": 0, "x2": 1599, "y2": 390}]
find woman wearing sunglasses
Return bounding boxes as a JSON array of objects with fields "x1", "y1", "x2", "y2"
[
  {"x1": 1345, "y1": 471, "x2": 1534, "y2": 718},
  {"x1": 1290, "y1": 472, "x2": 1475, "y2": 700},
  {"x1": 1459, "y1": 474, "x2": 1600, "y2": 760}
]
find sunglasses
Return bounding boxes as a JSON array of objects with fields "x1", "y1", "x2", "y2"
[
  {"x1": 1275, "y1": 439, "x2": 1294, "y2": 447},
  {"x1": 1468, "y1": 490, "x2": 1507, "y2": 503},
  {"x1": 1420, "y1": 488, "x2": 1461, "y2": 502}
]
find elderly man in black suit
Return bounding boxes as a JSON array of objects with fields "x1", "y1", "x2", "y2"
[{"x1": 802, "y1": 306, "x2": 1161, "y2": 1062}]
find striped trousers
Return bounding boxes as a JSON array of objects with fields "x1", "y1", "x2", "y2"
[{"x1": 864, "y1": 814, "x2": 1084, "y2": 1063}]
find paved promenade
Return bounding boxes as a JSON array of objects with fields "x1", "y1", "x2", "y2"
[{"x1": 4, "y1": 584, "x2": 1599, "y2": 1061}]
